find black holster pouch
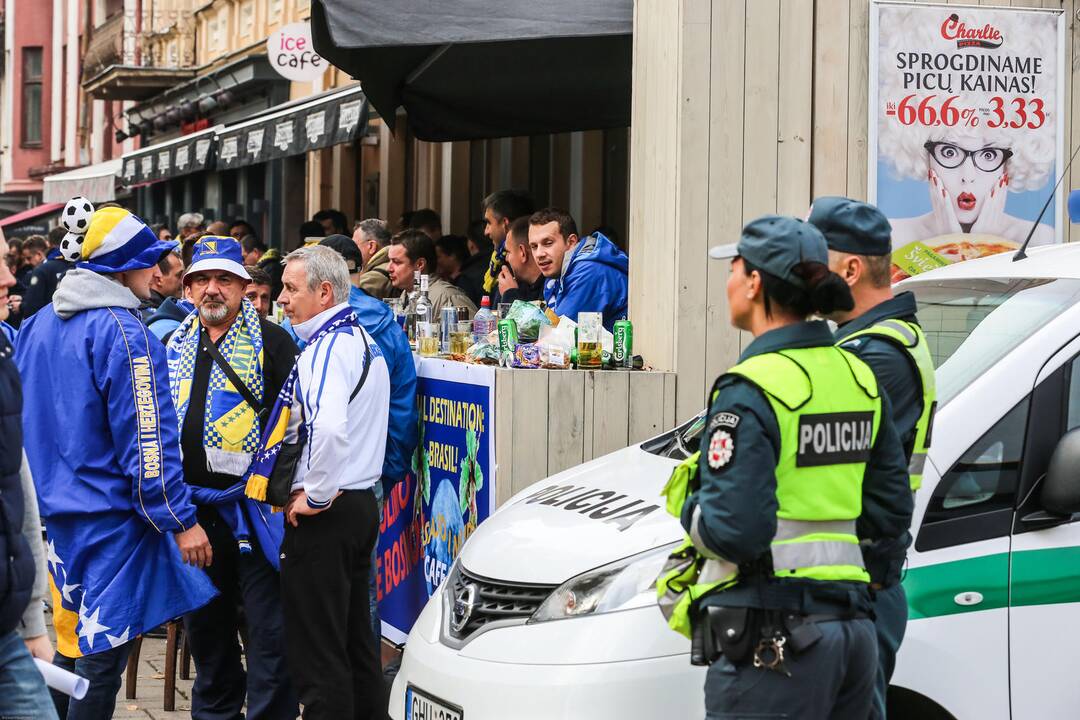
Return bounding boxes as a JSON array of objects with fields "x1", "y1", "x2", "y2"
[{"x1": 702, "y1": 606, "x2": 757, "y2": 666}]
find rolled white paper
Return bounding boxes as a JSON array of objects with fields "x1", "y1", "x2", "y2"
[{"x1": 34, "y1": 658, "x2": 89, "y2": 699}]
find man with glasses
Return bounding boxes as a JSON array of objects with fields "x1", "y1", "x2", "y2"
[{"x1": 888, "y1": 133, "x2": 1053, "y2": 250}]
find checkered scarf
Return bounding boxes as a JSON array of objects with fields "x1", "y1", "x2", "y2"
[{"x1": 167, "y1": 299, "x2": 265, "y2": 476}]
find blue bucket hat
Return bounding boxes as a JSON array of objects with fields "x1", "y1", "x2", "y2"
[
  {"x1": 184, "y1": 236, "x2": 252, "y2": 282},
  {"x1": 708, "y1": 215, "x2": 829, "y2": 289}
]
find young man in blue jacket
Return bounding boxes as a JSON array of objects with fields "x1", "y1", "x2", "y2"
[
  {"x1": 529, "y1": 208, "x2": 628, "y2": 330},
  {"x1": 16, "y1": 203, "x2": 216, "y2": 720}
]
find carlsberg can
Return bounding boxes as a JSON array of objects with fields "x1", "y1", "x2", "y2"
[
  {"x1": 613, "y1": 319, "x2": 633, "y2": 368},
  {"x1": 497, "y1": 318, "x2": 518, "y2": 366}
]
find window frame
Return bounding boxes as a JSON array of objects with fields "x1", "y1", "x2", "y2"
[
  {"x1": 915, "y1": 395, "x2": 1031, "y2": 552},
  {"x1": 21, "y1": 46, "x2": 43, "y2": 148}
]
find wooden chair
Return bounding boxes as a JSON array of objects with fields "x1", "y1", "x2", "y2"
[{"x1": 124, "y1": 619, "x2": 192, "y2": 712}]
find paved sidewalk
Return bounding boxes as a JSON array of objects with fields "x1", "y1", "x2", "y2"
[{"x1": 110, "y1": 635, "x2": 193, "y2": 719}]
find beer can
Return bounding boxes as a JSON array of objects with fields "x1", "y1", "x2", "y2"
[
  {"x1": 613, "y1": 319, "x2": 633, "y2": 368},
  {"x1": 498, "y1": 318, "x2": 518, "y2": 366},
  {"x1": 440, "y1": 306, "x2": 457, "y2": 353}
]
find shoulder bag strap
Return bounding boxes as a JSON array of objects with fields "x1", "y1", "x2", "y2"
[
  {"x1": 349, "y1": 327, "x2": 373, "y2": 403},
  {"x1": 201, "y1": 329, "x2": 265, "y2": 418}
]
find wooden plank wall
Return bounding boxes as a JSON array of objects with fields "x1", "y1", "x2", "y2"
[
  {"x1": 630, "y1": 0, "x2": 1071, "y2": 426},
  {"x1": 493, "y1": 369, "x2": 677, "y2": 506}
]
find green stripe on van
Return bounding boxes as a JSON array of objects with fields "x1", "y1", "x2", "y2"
[
  {"x1": 904, "y1": 552, "x2": 1009, "y2": 620},
  {"x1": 904, "y1": 546, "x2": 1080, "y2": 620},
  {"x1": 1010, "y1": 546, "x2": 1080, "y2": 607}
]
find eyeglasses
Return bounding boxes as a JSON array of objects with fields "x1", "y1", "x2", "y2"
[{"x1": 924, "y1": 142, "x2": 1013, "y2": 173}]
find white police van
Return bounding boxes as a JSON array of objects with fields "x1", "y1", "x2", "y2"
[{"x1": 391, "y1": 242, "x2": 1080, "y2": 720}]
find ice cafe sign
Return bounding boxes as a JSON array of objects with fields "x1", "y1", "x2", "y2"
[{"x1": 267, "y1": 22, "x2": 326, "y2": 82}]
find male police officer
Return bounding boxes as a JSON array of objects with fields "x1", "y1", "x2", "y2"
[
  {"x1": 661, "y1": 216, "x2": 913, "y2": 718},
  {"x1": 810, "y1": 196, "x2": 935, "y2": 720}
]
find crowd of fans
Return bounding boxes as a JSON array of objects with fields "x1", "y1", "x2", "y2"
[{"x1": 0, "y1": 188, "x2": 630, "y2": 719}]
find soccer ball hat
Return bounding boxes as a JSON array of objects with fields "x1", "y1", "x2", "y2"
[{"x1": 59, "y1": 196, "x2": 178, "y2": 273}]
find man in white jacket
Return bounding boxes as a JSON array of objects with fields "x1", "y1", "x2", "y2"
[{"x1": 276, "y1": 245, "x2": 390, "y2": 720}]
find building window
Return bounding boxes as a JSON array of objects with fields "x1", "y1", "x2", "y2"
[{"x1": 22, "y1": 47, "x2": 43, "y2": 146}]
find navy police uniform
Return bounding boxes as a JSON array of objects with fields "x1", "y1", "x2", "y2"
[
  {"x1": 811, "y1": 196, "x2": 929, "y2": 720},
  {"x1": 674, "y1": 216, "x2": 913, "y2": 720}
]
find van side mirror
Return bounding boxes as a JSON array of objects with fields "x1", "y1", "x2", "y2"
[{"x1": 1041, "y1": 428, "x2": 1080, "y2": 515}]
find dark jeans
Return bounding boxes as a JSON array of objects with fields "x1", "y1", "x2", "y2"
[
  {"x1": 53, "y1": 643, "x2": 134, "y2": 720},
  {"x1": 0, "y1": 628, "x2": 58, "y2": 720},
  {"x1": 705, "y1": 618, "x2": 877, "y2": 720},
  {"x1": 870, "y1": 583, "x2": 908, "y2": 720},
  {"x1": 184, "y1": 507, "x2": 298, "y2": 720},
  {"x1": 281, "y1": 489, "x2": 384, "y2": 720}
]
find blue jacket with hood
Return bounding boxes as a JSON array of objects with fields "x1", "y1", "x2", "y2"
[
  {"x1": 15, "y1": 269, "x2": 216, "y2": 657},
  {"x1": 285, "y1": 285, "x2": 418, "y2": 491},
  {"x1": 543, "y1": 232, "x2": 629, "y2": 331}
]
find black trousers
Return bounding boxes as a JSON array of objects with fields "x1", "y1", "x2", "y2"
[
  {"x1": 184, "y1": 507, "x2": 298, "y2": 720},
  {"x1": 280, "y1": 489, "x2": 384, "y2": 720}
]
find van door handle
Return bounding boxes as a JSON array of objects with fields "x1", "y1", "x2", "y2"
[{"x1": 954, "y1": 591, "x2": 984, "y2": 607}]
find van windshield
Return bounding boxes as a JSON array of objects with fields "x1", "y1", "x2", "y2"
[{"x1": 909, "y1": 278, "x2": 1080, "y2": 406}]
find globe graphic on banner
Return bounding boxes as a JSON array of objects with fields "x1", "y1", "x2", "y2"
[{"x1": 425, "y1": 477, "x2": 465, "y2": 596}]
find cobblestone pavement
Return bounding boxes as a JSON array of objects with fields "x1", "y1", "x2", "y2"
[
  {"x1": 110, "y1": 635, "x2": 194, "y2": 720},
  {"x1": 44, "y1": 614, "x2": 402, "y2": 718}
]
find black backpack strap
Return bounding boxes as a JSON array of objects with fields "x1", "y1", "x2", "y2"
[
  {"x1": 349, "y1": 327, "x2": 373, "y2": 403},
  {"x1": 201, "y1": 329, "x2": 266, "y2": 419}
]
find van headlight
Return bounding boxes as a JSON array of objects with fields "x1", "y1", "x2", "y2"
[{"x1": 529, "y1": 542, "x2": 678, "y2": 623}]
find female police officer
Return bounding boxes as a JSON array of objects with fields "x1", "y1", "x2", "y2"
[{"x1": 665, "y1": 215, "x2": 912, "y2": 719}]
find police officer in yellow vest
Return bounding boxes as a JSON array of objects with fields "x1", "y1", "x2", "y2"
[
  {"x1": 669, "y1": 216, "x2": 912, "y2": 719},
  {"x1": 810, "y1": 197, "x2": 936, "y2": 720}
]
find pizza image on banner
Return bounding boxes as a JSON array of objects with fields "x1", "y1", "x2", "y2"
[{"x1": 870, "y1": 3, "x2": 1064, "y2": 280}]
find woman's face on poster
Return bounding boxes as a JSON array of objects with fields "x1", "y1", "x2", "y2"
[{"x1": 927, "y1": 134, "x2": 1011, "y2": 225}]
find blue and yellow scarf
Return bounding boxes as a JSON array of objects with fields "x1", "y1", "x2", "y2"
[
  {"x1": 245, "y1": 305, "x2": 358, "y2": 504},
  {"x1": 167, "y1": 299, "x2": 265, "y2": 476}
]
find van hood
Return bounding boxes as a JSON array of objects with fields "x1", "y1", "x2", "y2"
[{"x1": 459, "y1": 445, "x2": 683, "y2": 585}]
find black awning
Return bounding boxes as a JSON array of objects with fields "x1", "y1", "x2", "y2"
[
  {"x1": 217, "y1": 85, "x2": 369, "y2": 169},
  {"x1": 121, "y1": 126, "x2": 219, "y2": 186},
  {"x1": 311, "y1": 0, "x2": 632, "y2": 141}
]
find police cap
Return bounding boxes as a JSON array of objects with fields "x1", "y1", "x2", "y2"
[
  {"x1": 708, "y1": 215, "x2": 828, "y2": 289},
  {"x1": 807, "y1": 196, "x2": 892, "y2": 257}
]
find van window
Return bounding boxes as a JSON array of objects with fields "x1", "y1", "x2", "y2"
[
  {"x1": 924, "y1": 397, "x2": 1028, "y2": 525},
  {"x1": 1067, "y1": 361, "x2": 1080, "y2": 432},
  {"x1": 908, "y1": 278, "x2": 1080, "y2": 407}
]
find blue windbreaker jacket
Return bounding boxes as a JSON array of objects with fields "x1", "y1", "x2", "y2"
[
  {"x1": 543, "y1": 232, "x2": 629, "y2": 331},
  {"x1": 15, "y1": 270, "x2": 216, "y2": 657}
]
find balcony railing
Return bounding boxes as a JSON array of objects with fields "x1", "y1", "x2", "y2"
[{"x1": 83, "y1": 12, "x2": 125, "y2": 81}]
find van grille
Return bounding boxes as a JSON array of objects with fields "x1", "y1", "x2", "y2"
[{"x1": 447, "y1": 566, "x2": 557, "y2": 641}]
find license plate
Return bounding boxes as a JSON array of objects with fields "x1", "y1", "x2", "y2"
[{"x1": 405, "y1": 685, "x2": 463, "y2": 720}]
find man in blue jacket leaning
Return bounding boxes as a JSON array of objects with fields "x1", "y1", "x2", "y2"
[{"x1": 529, "y1": 207, "x2": 628, "y2": 330}]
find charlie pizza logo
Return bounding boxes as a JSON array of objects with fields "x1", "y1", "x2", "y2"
[{"x1": 941, "y1": 13, "x2": 1003, "y2": 50}]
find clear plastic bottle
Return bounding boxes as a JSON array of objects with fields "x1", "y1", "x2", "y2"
[{"x1": 472, "y1": 296, "x2": 497, "y2": 343}]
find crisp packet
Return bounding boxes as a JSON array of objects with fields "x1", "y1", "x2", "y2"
[
  {"x1": 466, "y1": 340, "x2": 500, "y2": 365},
  {"x1": 511, "y1": 343, "x2": 542, "y2": 368},
  {"x1": 506, "y1": 300, "x2": 551, "y2": 341}
]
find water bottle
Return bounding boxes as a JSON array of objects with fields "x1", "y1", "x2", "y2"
[{"x1": 472, "y1": 296, "x2": 497, "y2": 344}]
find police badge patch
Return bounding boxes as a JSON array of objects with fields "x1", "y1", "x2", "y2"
[{"x1": 707, "y1": 429, "x2": 735, "y2": 469}]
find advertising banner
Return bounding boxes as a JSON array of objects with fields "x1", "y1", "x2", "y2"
[
  {"x1": 869, "y1": 2, "x2": 1065, "y2": 281},
  {"x1": 377, "y1": 359, "x2": 496, "y2": 644}
]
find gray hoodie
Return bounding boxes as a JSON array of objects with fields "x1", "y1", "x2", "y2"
[{"x1": 52, "y1": 269, "x2": 141, "y2": 320}]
